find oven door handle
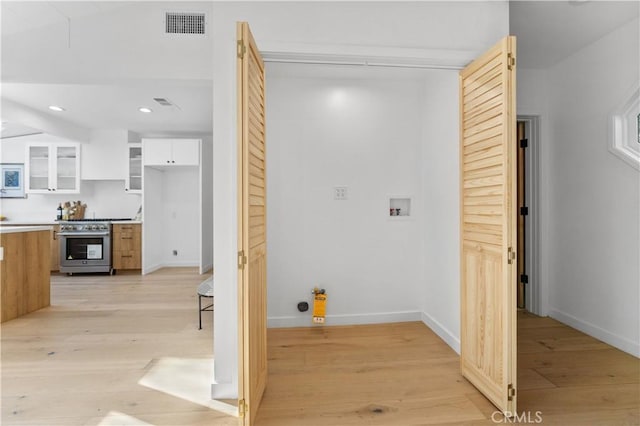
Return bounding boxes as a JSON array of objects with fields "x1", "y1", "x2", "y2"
[{"x1": 58, "y1": 232, "x2": 110, "y2": 237}]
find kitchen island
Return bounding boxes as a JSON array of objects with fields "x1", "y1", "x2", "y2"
[
  {"x1": 0, "y1": 226, "x2": 51, "y2": 322},
  {"x1": 1, "y1": 221, "x2": 60, "y2": 271}
]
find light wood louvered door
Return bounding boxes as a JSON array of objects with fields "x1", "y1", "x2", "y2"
[
  {"x1": 237, "y1": 21, "x2": 267, "y2": 425},
  {"x1": 460, "y1": 36, "x2": 517, "y2": 415}
]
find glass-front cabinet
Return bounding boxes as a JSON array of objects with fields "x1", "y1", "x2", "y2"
[
  {"x1": 125, "y1": 143, "x2": 142, "y2": 193},
  {"x1": 27, "y1": 145, "x2": 50, "y2": 192},
  {"x1": 26, "y1": 143, "x2": 80, "y2": 194}
]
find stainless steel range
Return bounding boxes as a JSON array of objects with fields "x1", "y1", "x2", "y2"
[{"x1": 58, "y1": 220, "x2": 112, "y2": 274}]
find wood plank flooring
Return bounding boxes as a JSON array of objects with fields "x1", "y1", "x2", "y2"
[
  {"x1": 257, "y1": 311, "x2": 639, "y2": 425},
  {"x1": 1, "y1": 268, "x2": 236, "y2": 426},
  {"x1": 2, "y1": 269, "x2": 638, "y2": 425}
]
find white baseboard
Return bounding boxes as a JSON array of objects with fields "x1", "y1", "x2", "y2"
[
  {"x1": 163, "y1": 261, "x2": 199, "y2": 267},
  {"x1": 200, "y1": 263, "x2": 213, "y2": 274},
  {"x1": 210, "y1": 382, "x2": 238, "y2": 400},
  {"x1": 421, "y1": 311, "x2": 460, "y2": 354},
  {"x1": 548, "y1": 309, "x2": 640, "y2": 358},
  {"x1": 142, "y1": 263, "x2": 162, "y2": 275},
  {"x1": 142, "y1": 262, "x2": 200, "y2": 275},
  {"x1": 268, "y1": 310, "x2": 421, "y2": 328}
]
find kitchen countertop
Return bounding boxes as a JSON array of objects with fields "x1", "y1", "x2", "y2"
[
  {"x1": 1, "y1": 220, "x2": 58, "y2": 226},
  {"x1": 0, "y1": 225, "x2": 53, "y2": 234},
  {"x1": 1, "y1": 219, "x2": 142, "y2": 225}
]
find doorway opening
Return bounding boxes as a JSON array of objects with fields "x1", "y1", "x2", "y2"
[{"x1": 516, "y1": 116, "x2": 540, "y2": 315}]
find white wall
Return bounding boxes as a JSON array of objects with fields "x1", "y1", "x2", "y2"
[
  {"x1": 161, "y1": 168, "x2": 200, "y2": 266},
  {"x1": 517, "y1": 68, "x2": 552, "y2": 317},
  {"x1": 266, "y1": 67, "x2": 424, "y2": 327},
  {"x1": 142, "y1": 166, "x2": 200, "y2": 272},
  {"x1": 0, "y1": 180, "x2": 141, "y2": 221},
  {"x1": 212, "y1": 5, "x2": 239, "y2": 398},
  {"x1": 420, "y1": 70, "x2": 462, "y2": 353},
  {"x1": 543, "y1": 19, "x2": 640, "y2": 357},
  {"x1": 1, "y1": 2, "x2": 214, "y2": 84},
  {"x1": 81, "y1": 129, "x2": 128, "y2": 181},
  {"x1": 200, "y1": 135, "x2": 214, "y2": 274},
  {"x1": 143, "y1": 167, "x2": 164, "y2": 274},
  {"x1": 212, "y1": 1, "x2": 509, "y2": 398},
  {"x1": 518, "y1": 18, "x2": 639, "y2": 356}
]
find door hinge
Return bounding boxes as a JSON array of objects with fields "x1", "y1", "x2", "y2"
[
  {"x1": 237, "y1": 250, "x2": 247, "y2": 270},
  {"x1": 237, "y1": 40, "x2": 246, "y2": 59},
  {"x1": 508, "y1": 384, "x2": 516, "y2": 401},
  {"x1": 520, "y1": 274, "x2": 529, "y2": 284},
  {"x1": 507, "y1": 247, "x2": 516, "y2": 264},
  {"x1": 520, "y1": 206, "x2": 529, "y2": 216},
  {"x1": 507, "y1": 53, "x2": 516, "y2": 71},
  {"x1": 520, "y1": 138, "x2": 528, "y2": 148},
  {"x1": 238, "y1": 398, "x2": 247, "y2": 418}
]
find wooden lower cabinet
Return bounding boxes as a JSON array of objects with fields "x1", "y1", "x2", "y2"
[
  {"x1": 2, "y1": 224, "x2": 60, "y2": 271},
  {"x1": 1, "y1": 229, "x2": 51, "y2": 322},
  {"x1": 51, "y1": 225, "x2": 60, "y2": 271},
  {"x1": 112, "y1": 223, "x2": 141, "y2": 270}
]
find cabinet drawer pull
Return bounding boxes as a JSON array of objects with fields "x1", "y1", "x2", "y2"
[{"x1": 122, "y1": 255, "x2": 133, "y2": 258}]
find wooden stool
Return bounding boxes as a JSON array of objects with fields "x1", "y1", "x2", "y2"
[{"x1": 197, "y1": 277, "x2": 214, "y2": 330}]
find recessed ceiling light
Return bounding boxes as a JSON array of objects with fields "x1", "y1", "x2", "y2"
[
  {"x1": 48, "y1": 105, "x2": 65, "y2": 112},
  {"x1": 139, "y1": 107, "x2": 153, "y2": 113}
]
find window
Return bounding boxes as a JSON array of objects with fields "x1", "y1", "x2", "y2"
[{"x1": 609, "y1": 87, "x2": 640, "y2": 170}]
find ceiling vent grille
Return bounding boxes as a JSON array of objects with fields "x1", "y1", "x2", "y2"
[
  {"x1": 153, "y1": 98, "x2": 181, "y2": 110},
  {"x1": 165, "y1": 12, "x2": 206, "y2": 35},
  {"x1": 154, "y1": 97, "x2": 173, "y2": 106}
]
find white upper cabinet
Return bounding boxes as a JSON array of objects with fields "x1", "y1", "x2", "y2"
[
  {"x1": 143, "y1": 140, "x2": 173, "y2": 166},
  {"x1": 26, "y1": 143, "x2": 80, "y2": 194},
  {"x1": 171, "y1": 140, "x2": 200, "y2": 166},
  {"x1": 125, "y1": 143, "x2": 143, "y2": 193},
  {"x1": 142, "y1": 139, "x2": 200, "y2": 167}
]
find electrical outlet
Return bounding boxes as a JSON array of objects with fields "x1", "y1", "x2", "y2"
[{"x1": 334, "y1": 186, "x2": 348, "y2": 200}]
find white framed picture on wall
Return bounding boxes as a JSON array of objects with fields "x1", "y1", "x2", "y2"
[{"x1": 0, "y1": 163, "x2": 26, "y2": 198}]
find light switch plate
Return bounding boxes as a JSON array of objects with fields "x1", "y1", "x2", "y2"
[{"x1": 334, "y1": 186, "x2": 348, "y2": 200}]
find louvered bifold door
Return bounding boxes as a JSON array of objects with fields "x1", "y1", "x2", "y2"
[
  {"x1": 459, "y1": 36, "x2": 517, "y2": 415},
  {"x1": 237, "y1": 21, "x2": 268, "y2": 426}
]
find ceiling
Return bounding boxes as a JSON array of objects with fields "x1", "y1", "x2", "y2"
[
  {"x1": 1, "y1": 2, "x2": 127, "y2": 36},
  {"x1": 1, "y1": 1, "x2": 213, "y2": 139},
  {"x1": 510, "y1": 1, "x2": 639, "y2": 69},
  {"x1": 0, "y1": 122, "x2": 42, "y2": 139},
  {"x1": 1, "y1": 81, "x2": 213, "y2": 137},
  {"x1": 1, "y1": 1, "x2": 638, "y2": 140}
]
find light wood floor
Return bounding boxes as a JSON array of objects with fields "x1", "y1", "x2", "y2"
[
  {"x1": 259, "y1": 314, "x2": 639, "y2": 425},
  {"x1": 1, "y1": 268, "x2": 236, "y2": 426},
  {"x1": 2, "y1": 269, "x2": 639, "y2": 425}
]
